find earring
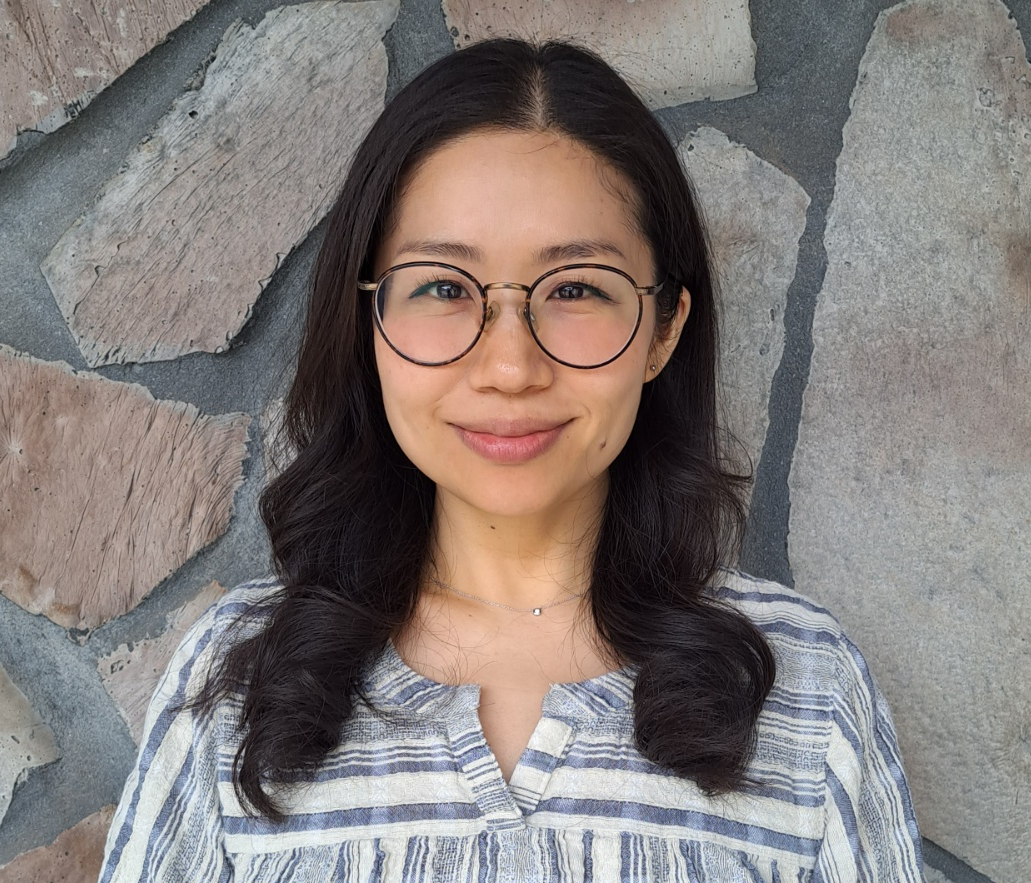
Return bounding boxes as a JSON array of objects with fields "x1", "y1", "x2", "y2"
[{"x1": 650, "y1": 364, "x2": 657, "y2": 372}]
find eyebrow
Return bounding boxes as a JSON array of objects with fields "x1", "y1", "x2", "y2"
[{"x1": 395, "y1": 238, "x2": 628, "y2": 265}]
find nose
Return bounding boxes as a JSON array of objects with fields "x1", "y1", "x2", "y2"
[{"x1": 467, "y1": 287, "x2": 551, "y2": 392}]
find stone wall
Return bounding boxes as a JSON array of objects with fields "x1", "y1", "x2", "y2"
[{"x1": 0, "y1": 1, "x2": 1027, "y2": 881}]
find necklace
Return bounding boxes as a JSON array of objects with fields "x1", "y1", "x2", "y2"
[{"x1": 429, "y1": 577, "x2": 585, "y2": 616}]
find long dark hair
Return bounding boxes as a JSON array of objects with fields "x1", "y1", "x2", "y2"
[{"x1": 191, "y1": 38, "x2": 775, "y2": 820}]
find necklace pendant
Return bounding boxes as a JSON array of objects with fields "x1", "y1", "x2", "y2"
[{"x1": 533, "y1": 607, "x2": 542, "y2": 616}]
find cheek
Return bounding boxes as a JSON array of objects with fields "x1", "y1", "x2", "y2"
[
  {"x1": 375, "y1": 340, "x2": 458, "y2": 472},
  {"x1": 375, "y1": 341, "x2": 428, "y2": 442},
  {"x1": 586, "y1": 379, "x2": 644, "y2": 468}
]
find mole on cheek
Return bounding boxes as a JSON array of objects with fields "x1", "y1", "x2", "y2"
[{"x1": 599, "y1": 440, "x2": 607, "y2": 450}]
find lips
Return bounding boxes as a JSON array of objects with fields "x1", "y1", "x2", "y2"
[
  {"x1": 454, "y1": 418, "x2": 569, "y2": 437},
  {"x1": 451, "y1": 418, "x2": 570, "y2": 463}
]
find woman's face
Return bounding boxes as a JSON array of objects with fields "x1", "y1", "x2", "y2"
[{"x1": 373, "y1": 129, "x2": 688, "y2": 520}]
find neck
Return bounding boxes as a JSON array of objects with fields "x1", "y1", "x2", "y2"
[{"x1": 426, "y1": 477, "x2": 608, "y2": 612}]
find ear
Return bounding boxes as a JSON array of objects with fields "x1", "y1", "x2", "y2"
[{"x1": 644, "y1": 286, "x2": 691, "y2": 381}]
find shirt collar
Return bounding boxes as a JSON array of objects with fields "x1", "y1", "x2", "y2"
[{"x1": 360, "y1": 640, "x2": 637, "y2": 724}]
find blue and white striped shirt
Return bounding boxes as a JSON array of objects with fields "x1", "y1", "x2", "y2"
[{"x1": 98, "y1": 571, "x2": 923, "y2": 882}]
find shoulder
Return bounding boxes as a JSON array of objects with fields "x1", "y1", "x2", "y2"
[
  {"x1": 191, "y1": 575, "x2": 285, "y2": 647},
  {"x1": 208, "y1": 575, "x2": 285, "y2": 627},
  {"x1": 708, "y1": 568, "x2": 874, "y2": 706},
  {"x1": 709, "y1": 568, "x2": 846, "y2": 640},
  {"x1": 160, "y1": 576, "x2": 285, "y2": 702}
]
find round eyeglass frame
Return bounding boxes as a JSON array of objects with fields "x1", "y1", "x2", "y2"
[{"x1": 359, "y1": 261, "x2": 665, "y2": 370}]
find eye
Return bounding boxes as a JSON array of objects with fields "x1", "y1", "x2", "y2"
[
  {"x1": 411, "y1": 278, "x2": 471, "y2": 300},
  {"x1": 554, "y1": 283, "x2": 588, "y2": 300},
  {"x1": 549, "y1": 281, "x2": 612, "y2": 302}
]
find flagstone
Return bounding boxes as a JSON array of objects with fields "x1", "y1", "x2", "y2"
[
  {"x1": 0, "y1": 806, "x2": 114, "y2": 883},
  {"x1": 260, "y1": 397, "x2": 292, "y2": 483},
  {"x1": 678, "y1": 127, "x2": 809, "y2": 481},
  {"x1": 42, "y1": 0, "x2": 398, "y2": 367},
  {"x1": 1, "y1": 0, "x2": 209, "y2": 161},
  {"x1": 97, "y1": 582, "x2": 225, "y2": 744},
  {"x1": 0, "y1": 663, "x2": 59, "y2": 828},
  {"x1": 441, "y1": 0, "x2": 756, "y2": 109},
  {"x1": 788, "y1": 2, "x2": 1031, "y2": 880},
  {"x1": 0, "y1": 346, "x2": 249, "y2": 631}
]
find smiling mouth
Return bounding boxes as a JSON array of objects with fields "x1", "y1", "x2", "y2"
[{"x1": 451, "y1": 420, "x2": 570, "y2": 463}]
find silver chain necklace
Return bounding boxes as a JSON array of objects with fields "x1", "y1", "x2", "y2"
[{"x1": 429, "y1": 577, "x2": 585, "y2": 616}]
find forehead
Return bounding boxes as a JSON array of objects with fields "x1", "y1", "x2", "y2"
[{"x1": 378, "y1": 130, "x2": 649, "y2": 269}]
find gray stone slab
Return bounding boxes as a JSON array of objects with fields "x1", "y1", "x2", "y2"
[
  {"x1": 0, "y1": 346, "x2": 250, "y2": 631},
  {"x1": 0, "y1": 663, "x2": 59, "y2": 828},
  {"x1": 0, "y1": 806, "x2": 113, "y2": 883},
  {"x1": 0, "y1": 0, "x2": 210, "y2": 161},
  {"x1": 41, "y1": 0, "x2": 398, "y2": 367},
  {"x1": 441, "y1": 0, "x2": 755, "y2": 109},
  {"x1": 788, "y1": 2, "x2": 1031, "y2": 881},
  {"x1": 677, "y1": 127, "x2": 809, "y2": 483},
  {"x1": 96, "y1": 582, "x2": 224, "y2": 744}
]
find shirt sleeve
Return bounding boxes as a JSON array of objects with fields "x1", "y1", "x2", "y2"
[
  {"x1": 98, "y1": 603, "x2": 232, "y2": 883},
  {"x1": 814, "y1": 635, "x2": 924, "y2": 883}
]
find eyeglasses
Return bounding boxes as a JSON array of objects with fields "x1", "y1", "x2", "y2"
[{"x1": 359, "y1": 262, "x2": 664, "y2": 369}]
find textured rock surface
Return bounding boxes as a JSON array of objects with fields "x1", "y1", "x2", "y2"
[
  {"x1": 678, "y1": 127, "x2": 809, "y2": 479},
  {"x1": 788, "y1": 2, "x2": 1031, "y2": 881},
  {"x1": 41, "y1": 0, "x2": 398, "y2": 367},
  {"x1": 0, "y1": 0, "x2": 209, "y2": 161},
  {"x1": 0, "y1": 346, "x2": 249, "y2": 631},
  {"x1": 0, "y1": 664, "x2": 60, "y2": 828},
  {"x1": 441, "y1": 0, "x2": 755, "y2": 109},
  {"x1": 97, "y1": 582, "x2": 224, "y2": 744},
  {"x1": 260, "y1": 397, "x2": 291, "y2": 482},
  {"x1": 0, "y1": 806, "x2": 114, "y2": 883}
]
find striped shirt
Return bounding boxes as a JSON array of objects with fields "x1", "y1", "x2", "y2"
[{"x1": 98, "y1": 570, "x2": 923, "y2": 882}]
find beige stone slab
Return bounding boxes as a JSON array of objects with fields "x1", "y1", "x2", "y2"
[
  {"x1": 441, "y1": 0, "x2": 755, "y2": 109},
  {"x1": 0, "y1": 345, "x2": 250, "y2": 631},
  {"x1": 41, "y1": 0, "x2": 398, "y2": 367},
  {"x1": 677, "y1": 127, "x2": 809, "y2": 481},
  {"x1": 0, "y1": 806, "x2": 114, "y2": 883},
  {"x1": 97, "y1": 581, "x2": 224, "y2": 743},
  {"x1": 1, "y1": 0, "x2": 209, "y2": 160},
  {"x1": 788, "y1": 2, "x2": 1031, "y2": 881},
  {"x1": 0, "y1": 662, "x2": 59, "y2": 828}
]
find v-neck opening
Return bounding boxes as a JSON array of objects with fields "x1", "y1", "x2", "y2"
[{"x1": 364, "y1": 640, "x2": 639, "y2": 828}]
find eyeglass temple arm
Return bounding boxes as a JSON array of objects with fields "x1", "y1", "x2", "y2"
[{"x1": 358, "y1": 281, "x2": 378, "y2": 291}]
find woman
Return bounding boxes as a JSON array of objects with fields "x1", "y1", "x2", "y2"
[{"x1": 99, "y1": 39, "x2": 923, "y2": 882}]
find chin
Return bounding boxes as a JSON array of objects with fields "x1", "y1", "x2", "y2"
[{"x1": 436, "y1": 463, "x2": 606, "y2": 520}]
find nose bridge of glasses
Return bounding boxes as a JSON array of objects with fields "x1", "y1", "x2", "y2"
[{"x1": 482, "y1": 282, "x2": 535, "y2": 331}]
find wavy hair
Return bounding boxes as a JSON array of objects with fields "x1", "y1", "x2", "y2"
[{"x1": 190, "y1": 38, "x2": 776, "y2": 820}]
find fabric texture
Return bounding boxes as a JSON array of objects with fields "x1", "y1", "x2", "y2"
[{"x1": 98, "y1": 570, "x2": 924, "y2": 882}]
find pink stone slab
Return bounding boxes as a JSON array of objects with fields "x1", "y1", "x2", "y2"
[
  {"x1": 0, "y1": 346, "x2": 249, "y2": 630},
  {"x1": 1, "y1": 0, "x2": 209, "y2": 160},
  {"x1": 0, "y1": 806, "x2": 114, "y2": 883},
  {"x1": 97, "y1": 581, "x2": 225, "y2": 743},
  {"x1": 41, "y1": 0, "x2": 398, "y2": 367},
  {"x1": 442, "y1": 0, "x2": 756, "y2": 109}
]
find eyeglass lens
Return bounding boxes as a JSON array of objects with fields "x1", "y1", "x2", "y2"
[{"x1": 374, "y1": 264, "x2": 642, "y2": 367}]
